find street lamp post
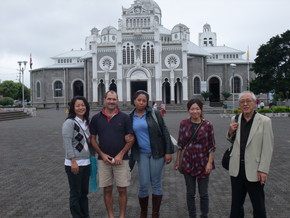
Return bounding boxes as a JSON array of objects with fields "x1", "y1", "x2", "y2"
[
  {"x1": 18, "y1": 61, "x2": 27, "y2": 109},
  {"x1": 230, "y1": 63, "x2": 236, "y2": 112}
]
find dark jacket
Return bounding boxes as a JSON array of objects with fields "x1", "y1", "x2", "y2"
[{"x1": 129, "y1": 107, "x2": 174, "y2": 161}]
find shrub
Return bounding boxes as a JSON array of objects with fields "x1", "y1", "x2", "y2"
[
  {"x1": 257, "y1": 109, "x2": 273, "y2": 113},
  {"x1": 0, "y1": 97, "x2": 14, "y2": 106},
  {"x1": 272, "y1": 107, "x2": 290, "y2": 113},
  {"x1": 234, "y1": 108, "x2": 242, "y2": 114}
]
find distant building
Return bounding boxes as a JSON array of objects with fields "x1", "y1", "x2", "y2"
[{"x1": 30, "y1": 0, "x2": 253, "y2": 108}]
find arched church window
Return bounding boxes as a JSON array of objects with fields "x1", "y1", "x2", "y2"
[
  {"x1": 36, "y1": 81, "x2": 41, "y2": 98},
  {"x1": 123, "y1": 46, "x2": 126, "y2": 64},
  {"x1": 193, "y1": 77, "x2": 201, "y2": 94},
  {"x1": 122, "y1": 42, "x2": 135, "y2": 65},
  {"x1": 109, "y1": 79, "x2": 117, "y2": 92},
  {"x1": 151, "y1": 46, "x2": 154, "y2": 63},
  {"x1": 131, "y1": 46, "x2": 134, "y2": 64},
  {"x1": 147, "y1": 43, "x2": 150, "y2": 63},
  {"x1": 54, "y1": 81, "x2": 63, "y2": 97},
  {"x1": 232, "y1": 77, "x2": 241, "y2": 93},
  {"x1": 127, "y1": 44, "x2": 130, "y2": 64},
  {"x1": 142, "y1": 45, "x2": 146, "y2": 63}
]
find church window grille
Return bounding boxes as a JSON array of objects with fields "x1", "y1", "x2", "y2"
[
  {"x1": 151, "y1": 46, "x2": 154, "y2": 63},
  {"x1": 131, "y1": 46, "x2": 134, "y2": 64},
  {"x1": 123, "y1": 47, "x2": 126, "y2": 64},
  {"x1": 127, "y1": 45, "x2": 130, "y2": 64},
  {"x1": 54, "y1": 81, "x2": 63, "y2": 97},
  {"x1": 194, "y1": 77, "x2": 201, "y2": 94},
  {"x1": 122, "y1": 43, "x2": 135, "y2": 65},
  {"x1": 142, "y1": 46, "x2": 146, "y2": 63},
  {"x1": 142, "y1": 41, "x2": 154, "y2": 64},
  {"x1": 147, "y1": 44, "x2": 150, "y2": 63}
]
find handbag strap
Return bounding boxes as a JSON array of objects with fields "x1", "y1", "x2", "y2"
[
  {"x1": 151, "y1": 109, "x2": 162, "y2": 134},
  {"x1": 182, "y1": 120, "x2": 203, "y2": 150}
]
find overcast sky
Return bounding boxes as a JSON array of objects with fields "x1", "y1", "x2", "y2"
[{"x1": 0, "y1": 0, "x2": 289, "y2": 87}]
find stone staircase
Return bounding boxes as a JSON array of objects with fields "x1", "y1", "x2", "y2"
[{"x1": 0, "y1": 111, "x2": 31, "y2": 121}]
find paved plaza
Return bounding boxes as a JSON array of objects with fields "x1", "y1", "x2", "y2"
[{"x1": 0, "y1": 108, "x2": 289, "y2": 218}]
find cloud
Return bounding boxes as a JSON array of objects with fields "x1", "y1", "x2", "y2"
[{"x1": 0, "y1": 0, "x2": 289, "y2": 86}]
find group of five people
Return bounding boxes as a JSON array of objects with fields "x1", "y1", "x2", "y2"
[{"x1": 62, "y1": 90, "x2": 273, "y2": 218}]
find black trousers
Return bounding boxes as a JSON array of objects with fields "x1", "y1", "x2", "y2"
[
  {"x1": 65, "y1": 165, "x2": 90, "y2": 218},
  {"x1": 230, "y1": 162, "x2": 266, "y2": 218}
]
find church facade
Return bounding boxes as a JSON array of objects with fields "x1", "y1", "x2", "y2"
[{"x1": 30, "y1": 0, "x2": 253, "y2": 108}]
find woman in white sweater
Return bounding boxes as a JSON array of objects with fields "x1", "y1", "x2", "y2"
[{"x1": 62, "y1": 96, "x2": 91, "y2": 218}]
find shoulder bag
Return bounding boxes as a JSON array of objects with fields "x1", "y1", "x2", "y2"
[{"x1": 221, "y1": 114, "x2": 239, "y2": 170}]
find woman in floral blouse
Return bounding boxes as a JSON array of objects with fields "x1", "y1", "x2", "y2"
[{"x1": 174, "y1": 98, "x2": 216, "y2": 218}]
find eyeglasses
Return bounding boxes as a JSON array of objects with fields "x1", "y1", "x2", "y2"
[{"x1": 239, "y1": 99, "x2": 253, "y2": 104}]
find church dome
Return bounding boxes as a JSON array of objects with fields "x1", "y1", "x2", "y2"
[
  {"x1": 139, "y1": 0, "x2": 161, "y2": 13},
  {"x1": 171, "y1": 23, "x2": 189, "y2": 34},
  {"x1": 101, "y1": 26, "x2": 117, "y2": 35},
  {"x1": 203, "y1": 23, "x2": 211, "y2": 32}
]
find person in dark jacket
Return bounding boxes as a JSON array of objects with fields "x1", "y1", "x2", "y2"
[{"x1": 129, "y1": 90, "x2": 174, "y2": 218}]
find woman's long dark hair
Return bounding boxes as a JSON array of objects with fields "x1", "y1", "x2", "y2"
[{"x1": 66, "y1": 96, "x2": 90, "y2": 123}]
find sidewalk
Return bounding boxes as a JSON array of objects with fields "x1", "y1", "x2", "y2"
[{"x1": 0, "y1": 108, "x2": 289, "y2": 218}]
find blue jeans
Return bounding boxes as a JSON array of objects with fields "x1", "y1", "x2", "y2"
[
  {"x1": 137, "y1": 152, "x2": 165, "y2": 198},
  {"x1": 184, "y1": 173, "x2": 209, "y2": 218}
]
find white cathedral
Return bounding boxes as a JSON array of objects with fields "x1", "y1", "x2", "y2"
[{"x1": 30, "y1": 0, "x2": 253, "y2": 108}]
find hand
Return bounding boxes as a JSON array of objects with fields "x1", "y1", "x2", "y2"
[
  {"x1": 174, "y1": 160, "x2": 179, "y2": 171},
  {"x1": 114, "y1": 153, "x2": 124, "y2": 165},
  {"x1": 71, "y1": 161, "x2": 79, "y2": 174},
  {"x1": 205, "y1": 162, "x2": 213, "y2": 174},
  {"x1": 258, "y1": 171, "x2": 267, "y2": 185},
  {"x1": 101, "y1": 153, "x2": 115, "y2": 165},
  {"x1": 164, "y1": 154, "x2": 172, "y2": 164},
  {"x1": 125, "y1": 134, "x2": 134, "y2": 143},
  {"x1": 228, "y1": 122, "x2": 238, "y2": 135}
]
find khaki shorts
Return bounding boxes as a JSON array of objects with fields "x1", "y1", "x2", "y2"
[{"x1": 98, "y1": 160, "x2": 131, "y2": 188}]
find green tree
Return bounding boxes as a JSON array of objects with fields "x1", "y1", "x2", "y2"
[
  {"x1": 0, "y1": 80, "x2": 30, "y2": 100},
  {"x1": 250, "y1": 30, "x2": 290, "y2": 96},
  {"x1": 221, "y1": 91, "x2": 231, "y2": 100},
  {"x1": 0, "y1": 97, "x2": 14, "y2": 106},
  {"x1": 201, "y1": 91, "x2": 212, "y2": 101}
]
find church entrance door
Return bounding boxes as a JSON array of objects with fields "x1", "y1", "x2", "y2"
[
  {"x1": 131, "y1": 81, "x2": 147, "y2": 104},
  {"x1": 209, "y1": 77, "x2": 220, "y2": 102}
]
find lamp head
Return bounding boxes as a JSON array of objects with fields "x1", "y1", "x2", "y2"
[
  {"x1": 23, "y1": 61, "x2": 28, "y2": 66},
  {"x1": 18, "y1": 61, "x2": 22, "y2": 67},
  {"x1": 230, "y1": 63, "x2": 236, "y2": 69}
]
